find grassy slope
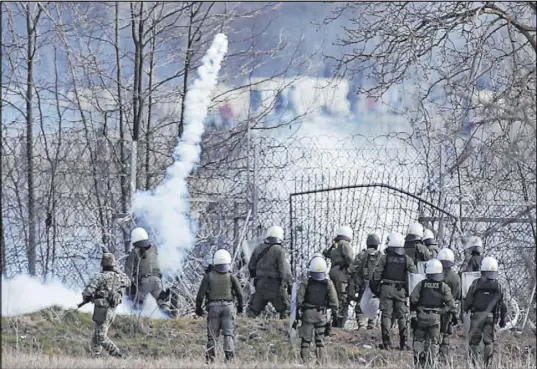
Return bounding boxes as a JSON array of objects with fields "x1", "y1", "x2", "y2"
[{"x1": 1, "y1": 306, "x2": 535, "y2": 368}]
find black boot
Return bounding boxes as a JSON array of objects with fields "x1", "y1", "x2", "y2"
[{"x1": 224, "y1": 351, "x2": 234, "y2": 363}]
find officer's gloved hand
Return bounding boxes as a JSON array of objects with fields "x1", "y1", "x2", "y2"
[
  {"x1": 292, "y1": 320, "x2": 298, "y2": 329},
  {"x1": 499, "y1": 318, "x2": 507, "y2": 328},
  {"x1": 451, "y1": 313, "x2": 458, "y2": 326},
  {"x1": 195, "y1": 306, "x2": 204, "y2": 317}
]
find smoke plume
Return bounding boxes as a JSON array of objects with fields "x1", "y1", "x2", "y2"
[{"x1": 131, "y1": 34, "x2": 229, "y2": 274}]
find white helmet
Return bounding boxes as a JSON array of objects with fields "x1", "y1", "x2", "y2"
[
  {"x1": 309, "y1": 256, "x2": 327, "y2": 281},
  {"x1": 131, "y1": 227, "x2": 151, "y2": 248},
  {"x1": 465, "y1": 236, "x2": 483, "y2": 249},
  {"x1": 480, "y1": 256, "x2": 498, "y2": 279},
  {"x1": 265, "y1": 226, "x2": 284, "y2": 244},
  {"x1": 386, "y1": 231, "x2": 405, "y2": 255},
  {"x1": 213, "y1": 249, "x2": 232, "y2": 273},
  {"x1": 437, "y1": 248, "x2": 455, "y2": 268},
  {"x1": 425, "y1": 259, "x2": 444, "y2": 281},
  {"x1": 336, "y1": 225, "x2": 353, "y2": 240},
  {"x1": 309, "y1": 252, "x2": 323, "y2": 263},
  {"x1": 423, "y1": 229, "x2": 434, "y2": 241},
  {"x1": 408, "y1": 222, "x2": 424, "y2": 237}
]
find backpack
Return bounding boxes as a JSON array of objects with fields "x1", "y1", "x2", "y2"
[{"x1": 363, "y1": 250, "x2": 381, "y2": 281}]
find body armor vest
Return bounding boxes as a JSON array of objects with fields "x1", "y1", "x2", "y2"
[
  {"x1": 329, "y1": 240, "x2": 349, "y2": 268},
  {"x1": 473, "y1": 279, "x2": 500, "y2": 312},
  {"x1": 418, "y1": 280, "x2": 444, "y2": 309},
  {"x1": 304, "y1": 279, "x2": 329, "y2": 307},
  {"x1": 136, "y1": 246, "x2": 161, "y2": 277},
  {"x1": 362, "y1": 250, "x2": 381, "y2": 281},
  {"x1": 206, "y1": 271, "x2": 233, "y2": 301},
  {"x1": 383, "y1": 254, "x2": 406, "y2": 282}
]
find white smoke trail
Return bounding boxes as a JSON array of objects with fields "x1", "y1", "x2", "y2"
[{"x1": 132, "y1": 34, "x2": 228, "y2": 274}]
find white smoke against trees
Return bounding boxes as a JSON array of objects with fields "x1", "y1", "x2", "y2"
[{"x1": 132, "y1": 34, "x2": 229, "y2": 274}]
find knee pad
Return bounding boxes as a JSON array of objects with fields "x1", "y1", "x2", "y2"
[
  {"x1": 315, "y1": 338, "x2": 324, "y2": 348},
  {"x1": 413, "y1": 340, "x2": 424, "y2": 353},
  {"x1": 301, "y1": 339, "x2": 311, "y2": 349},
  {"x1": 96, "y1": 331, "x2": 106, "y2": 344}
]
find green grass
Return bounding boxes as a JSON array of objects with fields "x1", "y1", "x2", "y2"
[{"x1": 2, "y1": 307, "x2": 535, "y2": 368}]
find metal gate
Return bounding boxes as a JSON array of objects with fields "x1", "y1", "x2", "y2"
[{"x1": 288, "y1": 182, "x2": 459, "y2": 278}]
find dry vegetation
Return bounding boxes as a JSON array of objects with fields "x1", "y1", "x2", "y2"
[{"x1": 2, "y1": 307, "x2": 535, "y2": 368}]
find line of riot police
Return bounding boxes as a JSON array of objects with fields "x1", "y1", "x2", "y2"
[{"x1": 79, "y1": 223, "x2": 506, "y2": 368}]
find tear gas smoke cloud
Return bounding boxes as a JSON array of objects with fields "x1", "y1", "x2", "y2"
[
  {"x1": 2, "y1": 275, "x2": 167, "y2": 319},
  {"x1": 132, "y1": 34, "x2": 229, "y2": 274}
]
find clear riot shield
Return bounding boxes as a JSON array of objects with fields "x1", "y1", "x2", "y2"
[
  {"x1": 461, "y1": 272, "x2": 481, "y2": 335},
  {"x1": 408, "y1": 273, "x2": 426, "y2": 295},
  {"x1": 359, "y1": 284, "x2": 380, "y2": 320},
  {"x1": 462, "y1": 272, "x2": 481, "y2": 298},
  {"x1": 288, "y1": 281, "x2": 299, "y2": 344},
  {"x1": 417, "y1": 261, "x2": 427, "y2": 275}
]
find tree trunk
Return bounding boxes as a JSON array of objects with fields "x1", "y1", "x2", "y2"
[{"x1": 25, "y1": 5, "x2": 37, "y2": 276}]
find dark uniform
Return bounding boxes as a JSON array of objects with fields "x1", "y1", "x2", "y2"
[
  {"x1": 247, "y1": 240, "x2": 292, "y2": 319},
  {"x1": 323, "y1": 236, "x2": 354, "y2": 327},
  {"x1": 196, "y1": 269, "x2": 244, "y2": 363},
  {"x1": 465, "y1": 277, "x2": 507, "y2": 367},
  {"x1": 124, "y1": 244, "x2": 175, "y2": 317},
  {"x1": 370, "y1": 251, "x2": 417, "y2": 350},
  {"x1": 410, "y1": 278, "x2": 456, "y2": 368},
  {"x1": 404, "y1": 239, "x2": 431, "y2": 265},
  {"x1": 296, "y1": 276, "x2": 338, "y2": 364},
  {"x1": 439, "y1": 267, "x2": 461, "y2": 360}
]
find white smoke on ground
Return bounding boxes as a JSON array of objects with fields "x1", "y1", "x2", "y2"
[
  {"x1": 1, "y1": 275, "x2": 167, "y2": 319},
  {"x1": 132, "y1": 34, "x2": 228, "y2": 274}
]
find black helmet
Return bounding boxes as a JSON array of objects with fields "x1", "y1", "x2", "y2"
[{"x1": 366, "y1": 233, "x2": 381, "y2": 247}]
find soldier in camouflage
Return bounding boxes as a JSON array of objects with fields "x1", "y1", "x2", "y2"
[
  {"x1": 296, "y1": 256, "x2": 338, "y2": 364},
  {"x1": 422, "y1": 229, "x2": 439, "y2": 259},
  {"x1": 437, "y1": 248, "x2": 461, "y2": 361},
  {"x1": 322, "y1": 226, "x2": 354, "y2": 328},
  {"x1": 404, "y1": 223, "x2": 431, "y2": 265},
  {"x1": 82, "y1": 253, "x2": 131, "y2": 358},
  {"x1": 124, "y1": 227, "x2": 177, "y2": 318},
  {"x1": 410, "y1": 259, "x2": 456, "y2": 368},
  {"x1": 348, "y1": 233, "x2": 382, "y2": 330},
  {"x1": 465, "y1": 256, "x2": 507, "y2": 368},
  {"x1": 247, "y1": 226, "x2": 292, "y2": 319},
  {"x1": 196, "y1": 249, "x2": 244, "y2": 363},
  {"x1": 370, "y1": 232, "x2": 417, "y2": 351}
]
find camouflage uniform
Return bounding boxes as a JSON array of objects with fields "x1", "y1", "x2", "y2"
[
  {"x1": 348, "y1": 248, "x2": 381, "y2": 329},
  {"x1": 404, "y1": 240, "x2": 431, "y2": 265},
  {"x1": 370, "y1": 251, "x2": 416, "y2": 350},
  {"x1": 125, "y1": 245, "x2": 175, "y2": 316},
  {"x1": 427, "y1": 245, "x2": 439, "y2": 259},
  {"x1": 460, "y1": 255, "x2": 482, "y2": 273},
  {"x1": 465, "y1": 277, "x2": 507, "y2": 368},
  {"x1": 196, "y1": 269, "x2": 244, "y2": 363},
  {"x1": 247, "y1": 242, "x2": 292, "y2": 319},
  {"x1": 323, "y1": 237, "x2": 354, "y2": 327},
  {"x1": 297, "y1": 276, "x2": 338, "y2": 364},
  {"x1": 410, "y1": 278, "x2": 456, "y2": 368},
  {"x1": 439, "y1": 267, "x2": 461, "y2": 360},
  {"x1": 82, "y1": 255, "x2": 131, "y2": 358}
]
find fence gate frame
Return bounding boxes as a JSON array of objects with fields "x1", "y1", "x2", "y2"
[{"x1": 288, "y1": 182, "x2": 461, "y2": 278}]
